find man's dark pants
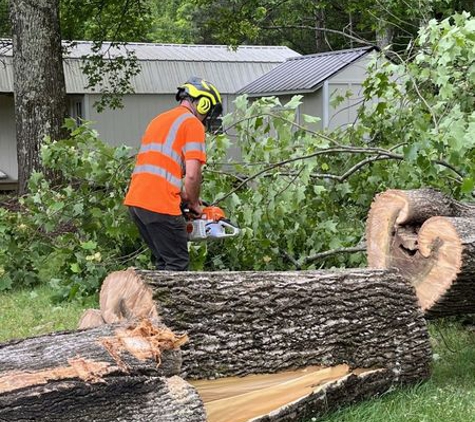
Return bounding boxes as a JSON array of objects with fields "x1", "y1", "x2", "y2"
[{"x1": 128, "y1": 206, "x2": 189, "y2": 271}]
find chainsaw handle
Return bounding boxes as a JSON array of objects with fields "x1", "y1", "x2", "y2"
[{"x1": 207, "y1": 220, "x2": 240, "y2": 238}]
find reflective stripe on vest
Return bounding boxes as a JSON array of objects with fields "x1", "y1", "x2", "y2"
[
  {"x1": 133, "y1": 112, "x2": 197, "y2": 188},
  {"x1": 133, "y1": 164, "x2": 183, "y2": 189},
  {"x1": 183, "y1": 142, "x2": 206, "y2": 155}
]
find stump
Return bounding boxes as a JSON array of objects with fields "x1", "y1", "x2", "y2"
[
  {"x1": 87, "y1": 267, "x2": 432, "y2": 422},
  {"x1": 367, "y1": 188, "x2": 475, "y2": 317},
  {"x1": 0, "y1": 319, "x2": 206, "y2": 421}
]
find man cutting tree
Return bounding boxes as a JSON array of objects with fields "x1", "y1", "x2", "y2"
[{"x1": 124, "y1": 76, "x2": 223, "y2": 270}]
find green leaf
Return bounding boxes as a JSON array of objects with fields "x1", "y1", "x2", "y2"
[
  {"x1": 461, "y1": 177, "x2": 475, "y2": 194},
  {"x1": 81, "y1": 240, "x2": 97, "y2": 250},
  {"x1": 285, "y1": 95, "x2": 303, "y2": 110},
  {"x1": 303, "y1": 114, "x2": 321, "y2": 123},
  {"x1": 70, "y1": 263, "x2": 81, "y2": 273}
]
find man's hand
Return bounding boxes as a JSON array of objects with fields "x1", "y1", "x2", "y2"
[{"x1": 187, "y1": 201, "x2": 203, "y2": 216}]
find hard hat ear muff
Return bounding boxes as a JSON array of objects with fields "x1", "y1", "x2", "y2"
[{"x1": 196, "y1": 96, "x2": 212, "y2": 115}]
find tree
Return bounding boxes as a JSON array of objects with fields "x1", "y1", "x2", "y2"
[
  {"x1": 5, "y1": 0, "x2": 153, "y2": 195},
  {"x1": 189, "y1": 0, "x2": 475, "y2": 54},
  {"x1": 10, "y1": 0, "x2": 68, "y2": 195},
  {"x1": 147, "y1": 0, "x2": 196, "y2": 43}
]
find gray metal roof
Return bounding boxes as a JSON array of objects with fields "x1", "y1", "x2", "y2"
[
  {"x1": 237, "y1": 47, "x2": 377, "y2": 96},
  {"x1": 64, "y1": 42, "x2": 299, "y2": 62},
  {"x1": 0, "y1": 41, "x2": 300, "y2": 94}
]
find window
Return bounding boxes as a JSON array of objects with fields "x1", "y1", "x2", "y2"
[{"x1": 68, "y1": 96, "x2": 84, "y2": 125}]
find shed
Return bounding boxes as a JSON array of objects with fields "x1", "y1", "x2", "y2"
[
  {"x1": 237, "y1": 46, "x2": 379, "y2": 131},
  {"x1": 0, "y1": 41, "x2": 300, "y2": 187}
]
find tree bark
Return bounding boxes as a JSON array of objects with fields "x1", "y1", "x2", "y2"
[
  {"x1": 0, "y1": 319, "x2": 207, "y2": 421},
  {"x1": 366, "y1": 188, "x2": 475, "y2": 317},
  {"x1": 0, "y1": 375, "x2": 206, "y2": 422},
  {"x1": 10, "y1": 0, "x2": 68, "y2": 194},
  {"x1": 92, "y1": 267, "x2": 432, "y2": 422}
]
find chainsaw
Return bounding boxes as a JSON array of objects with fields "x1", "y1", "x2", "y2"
[{"x1": 181, "y1": 202, "x2": 241, "y2": 242}]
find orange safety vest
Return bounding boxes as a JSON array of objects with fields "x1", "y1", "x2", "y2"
[{"x1": 124, "y1": 106, "x2": 206, "y2": 215}]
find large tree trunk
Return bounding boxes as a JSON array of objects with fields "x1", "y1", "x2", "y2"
[
  {"x1": 366, "y1": 188, "x2": 475, "y2": 317},
  {"x1": 90, "y1": 267, "x2": 432, "y2": 422},
  {"x1": 10, "y1": 0, "x2": 68, "y2": 194},
  {"x1": 0, "y1": 319, "x2": 206, "y2": 421}
]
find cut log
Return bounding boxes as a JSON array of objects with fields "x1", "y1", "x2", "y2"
[
  {"x1": 0, "y1": 319, "x2": 205, "y2": 421},
  {"x1": 0, "y1": 319, "x2": 183, "y2": 380},
  {"x1": 97, "y1": 267, "x2": 432, "y2": 422},
  {"x1": 367, "y1": 188, "x2": 475, "y2": 317}
]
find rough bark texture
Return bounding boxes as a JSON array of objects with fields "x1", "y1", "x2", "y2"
[
  {"x1": 10, "y1": 0, "x2": 68, "y2": 194},
  {"x1": 367, "y1": 188, "x2": 475, "y2": 317},
  {"x1": 95, "y1": 267, "x2": 432, "y2": 421},
  {"x1": 103, "y1": 268, "x2": 430, "y2": 383},
  {"x1": 0, "y1": 319, "x2": 206, "y2": 421},
  {"x1": 0, "y1": 375, "x2": 206, "y2": 422}
]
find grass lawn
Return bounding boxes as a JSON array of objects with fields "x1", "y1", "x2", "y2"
[
  {"x1": 1, "y1": 285, "x2": 475, "y2": 422},
  {"x1": 0, "y1": 284, "x2": 98, "y2": 342}
]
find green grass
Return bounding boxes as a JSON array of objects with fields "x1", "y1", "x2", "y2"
[
  {"x1": 0, "y1": 285, "x2": 98, "y2": 342},
  {"x1": 1, "y1": 286, "x2": 475, "y2": 422}
]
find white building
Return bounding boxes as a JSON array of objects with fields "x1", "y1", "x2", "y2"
[{"x1": 0, "y1": 41, "x2": 300, "y2": 188}]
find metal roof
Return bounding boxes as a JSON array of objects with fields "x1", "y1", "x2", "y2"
[
  {"x1": 237, "y1": 47, "x2": 377, "y2": 96},
  {"x1": 0, "y1": 41, "x2": 300, "y2": 94},
  {"x1": 63, "y1": 41, "x2": 299, "y2": 63}
]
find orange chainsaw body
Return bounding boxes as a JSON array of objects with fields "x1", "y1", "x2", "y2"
[{"x1": 185, "y1": 205, "x2": 240, "y2": 241}]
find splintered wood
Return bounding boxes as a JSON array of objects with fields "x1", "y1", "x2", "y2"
[
  {"x1": 367, "y1": 188, "x2": 475, "y2": 317},
  {"x1": 0, "y1": 321, "x2": 203, "y2": 422},
  {"x1": 191, "y1": 365, "x2": 377, "y2": 422}
]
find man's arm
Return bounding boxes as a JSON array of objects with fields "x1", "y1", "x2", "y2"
[{"x1": 182, "y1": 159, "x2": 203, "y2": 215}]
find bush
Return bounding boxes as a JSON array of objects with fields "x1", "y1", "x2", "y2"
[{"x1": 0, "y1": 120, "x2": 148, "y2": 299}]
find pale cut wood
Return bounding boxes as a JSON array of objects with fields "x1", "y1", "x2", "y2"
[
  {"x1": 78, "y1": 308, "x2": 104, "y2": 329},
  {"x1": 366, "y1": 188, "x2": 475, "y2": 317},
  {"x1": 401, "y1": 216, "x2": 475, "y2": 317},
  {"x1": 192, "y1": 365, "x2": 331, "y2": 402},
  {"x1": 366, "y1": 188, "x2": 475, "y2": 268},
  {"x1": 193, "y1": 365, "x2": 352, "y2": 422},
  {"x1": 99, "y1": 268, "x2": 158, "y2": 323}
]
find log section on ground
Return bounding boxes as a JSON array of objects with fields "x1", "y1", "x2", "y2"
[
  {"x1": 95, "y1": 267, "x2": 432, "y2": 422},
  {"x1": 366, "y1": 188, "x2": 475, "y2": 317},
  {"x1": 0, "y1": 319, "x2": 206, "y2": 422}
]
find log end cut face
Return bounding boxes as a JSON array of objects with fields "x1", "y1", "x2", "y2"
[
  {"x1": 366, "y1": 190, "x2": 413, "y2": 268},
  {"x1": 100, "y1": 268, "x2": 159, "y2": 324},
  {"x1": 416, "y1": 216, "x2": 462, "y2": 311}
]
